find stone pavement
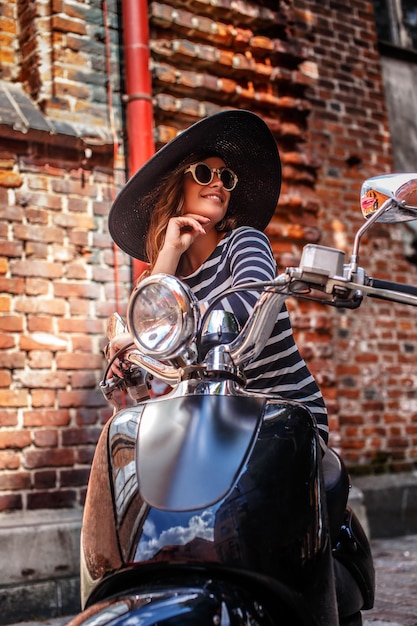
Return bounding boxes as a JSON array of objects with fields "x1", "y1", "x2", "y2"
[
  {"x1": 363, "y1": 534, "x2": 417, "y2": 626},
  {"x1": 4, "y1": 535, "x2": 417, "y2": 626}
]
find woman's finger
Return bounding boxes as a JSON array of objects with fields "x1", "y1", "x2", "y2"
[{"x1": 105, "y1": 332, "x2": 133, "y2": 379}]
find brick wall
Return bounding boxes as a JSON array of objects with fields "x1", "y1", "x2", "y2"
[
  {"x1": 0, "y1": 0, "x2": 416, "y2": 516},
  {"x1": 0, "y1": 0, "x2": 128, "y2": 514},
  {"x1": 292, "y1": 0, "x2": 417, "y2": 472}
]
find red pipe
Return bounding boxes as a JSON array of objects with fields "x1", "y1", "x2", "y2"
[{"x1": 122, "y1": 0, "x2": 155, "y2": 281}]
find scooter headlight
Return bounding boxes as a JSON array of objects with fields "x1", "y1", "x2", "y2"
[{"x1": 127, "y1": 274, "x2": 200, "y2": 360}]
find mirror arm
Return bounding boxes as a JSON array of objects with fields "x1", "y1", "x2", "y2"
[{"x1": 348, "y1": 197, "x2": 394, "y2": 277}]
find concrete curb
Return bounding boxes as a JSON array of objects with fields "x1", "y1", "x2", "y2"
[
  {"x1": 353, "y1": 472, "x2": 417, "y2": 538},
  {"x1": 0, "y1": 510, "x2": 82, "y2": 625}
]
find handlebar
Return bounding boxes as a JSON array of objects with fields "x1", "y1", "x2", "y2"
[
  {"x1": 367, "y1": 277, "x2": 417, "y2": 297},
  {"x1": 100, "y1": 253, "x2": 417, "y2": 409}
]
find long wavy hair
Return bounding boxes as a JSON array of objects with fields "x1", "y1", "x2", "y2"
[{"x1": 143, "y1": 153, "x2": 238, "y2": 276}]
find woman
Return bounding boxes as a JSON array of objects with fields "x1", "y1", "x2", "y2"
[{"x1": 107, "y1": 109, "x2": 329, "y2": 449}]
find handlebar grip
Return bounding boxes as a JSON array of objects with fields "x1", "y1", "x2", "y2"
[{"x1": 368, "y1": 277, "x2": 417, "y2": 297}]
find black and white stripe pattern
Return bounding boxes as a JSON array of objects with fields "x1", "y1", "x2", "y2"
[{"x1": 183, "y1": 226, "x2": 329, "y2": 447}]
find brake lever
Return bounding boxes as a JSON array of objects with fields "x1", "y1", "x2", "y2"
[
  {"x1": 100, "y1": 366, "x2": 150, "y2": 410},
  {"x1": 99, "y1": 375, "x2": 125, "y2": 410}
]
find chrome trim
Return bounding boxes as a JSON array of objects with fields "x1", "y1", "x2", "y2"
[{"x1": 127, "y1": 273, "x2": 200, "y2": 361}]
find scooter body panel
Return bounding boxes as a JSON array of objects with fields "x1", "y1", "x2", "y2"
[
  {"x1": 134, "y1": 400, "x2": 322, "y2": 585},
  {"x1": 80, "y1": 387, "x2": 365, "y2": 623}
]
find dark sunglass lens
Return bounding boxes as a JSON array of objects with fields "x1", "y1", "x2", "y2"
[
  {"x1": 221, "y1": 169, "x2": 235, "y2": 190},
  {"x1": 195, "y1": 163, "x2": 212, "y2": 184}
]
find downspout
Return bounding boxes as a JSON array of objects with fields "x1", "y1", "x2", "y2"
[{"x1": 122, "y1": 0, "x2": 155, "y2": 283}]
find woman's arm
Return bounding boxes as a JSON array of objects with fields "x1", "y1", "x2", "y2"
[{"x1": 214, "y1": 228, "x2": 277, "y2": 325}]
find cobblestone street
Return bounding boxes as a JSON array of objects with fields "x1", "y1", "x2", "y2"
[{"x1": 364, "y1": 535, "x2": 417, "y2": 626}]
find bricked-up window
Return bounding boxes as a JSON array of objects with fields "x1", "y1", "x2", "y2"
[{"x1": 373, "y1": 0, "x2": 417, "y2": 50}]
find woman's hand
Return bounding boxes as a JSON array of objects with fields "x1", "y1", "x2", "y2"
[
  {"x1": 152, "y1": 214, "x2": 210, "y2": 275},
  {"x1": 105, "y1": 332, "x2": 134, "y2": 379},
  {"x1": 165, "y1": 214, "x2": 210, "y2": 251}
]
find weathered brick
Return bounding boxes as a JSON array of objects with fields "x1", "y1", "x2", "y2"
[
  {"x1": 60, "y1": 468, "x2": 91, "y2": 487},
  {"x1": 31, "y1": 389, "x2": 56, "y2": 407},
  {"x1": 14, "y1": 297, "x2": 67, "y2": 316},
  {"x1": 0, "y1": 170, "x2": 23, "y2": 187},
  {"x1": 23, "y1": 409, "x2": 71, "y2": 427},
  {"x1": 0, "y1": 315, "x2": 24, "y2": 332},
  {"x1": 19, "y1": 332, "x2": 68, "y2": 351},
  {"x1": 66, "y1": 262, "x2": 88, "y2": 279},
  {"x1": 11, "y1": 260, "x2": 64, "y2": 279},
  {"x1": 52, "y1": 15, "x2": 87, "y2": 36},
  {"x1": 69, "y1": 299, "x2": 90, "y2": 316},
  {"x1": 74, "y1": 439, "x2": 97, "y2": 462},
  {"x1": 0, "y1": 430, "x2": 31, "y2": 449},
  {"x1": 57, "y1": 318, "x2": 104, "y2": 333},
  {"x1": 0, "y1": 471, "x2": 31, "y2": 490},
  {"x1": 28, "y1": 351, "x2": 53, "y2": 369},
  {"x1": 0, "y1": 450, "x2": 20, "y2": 470},
  {"x1": 0, "y1": 389, "x2": 29, "y2": 407},
  {"x1": 33, "y1": 429, "x2": 58, "y2": 448},
  {"x1": 74, "y1": 407, "x2": 100, "y2": 426},
  {"x1": 56, "y1": 353, "x2": 103, "y2": 370},
  {"x1": 0, "y1": 276, "x2": 24, "y2": 294},
  {"x1": 0, "y1": 296, "x2": 12, "y2": 313},
  {"x1": 27, "y1": 316, "x2": 54, "y2": 333},
  {"x1": 0, "y1": 410, "x2": 18, "y2": 427},
  {"x1": 62, "y1": 427, "x2": 102, "y2": 446},
  {"x1": 24, "y1": 447, "x2": 74, "y2": 469},
  {"x1": 15, "y1": 370, "x2": 68, "y2": 389},
  {"x1": 0, "y1": 494, "x2": 23, "y2": 512},
  {"x1": 0, "y1": 241, "x2": 24, "y2": 257},
  {"x1": 27, "y1": 489, "x2": 77, "y2": 509},
  {"x1": 25, "y1": 241, "x2": 48, "y2": 259},
  {"x1": 53, "y1": 281, "x2": 100, "y2": 299},
  {"x1": 15, "y1": 190, "x2": 63, "y2": 211},
  {"x1": 71, "y1": 335, "x2": 93, "y2": 352},
  {"x1": 25, "y1": 207, "x2": 49, "y2": 223},
  {"x1": 53, "y1": 212, "x2": 96, "y2": 230},
  {"x1": 0, "y1": 370, "x2": 12, "y2": 387},
  {"x1": 68, "y1": 230, "x2": 89, "y2": 247},
  {"x1": 34, "y1": 470, "x2": 57, "y2": 489},
  {"x1": 58, "y1": 387, "x2": 105, "y2": 407}
]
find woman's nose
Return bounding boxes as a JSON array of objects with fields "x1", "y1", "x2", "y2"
[{"x1": 210, "y1": 170, "x2": 223, "y2": 186}]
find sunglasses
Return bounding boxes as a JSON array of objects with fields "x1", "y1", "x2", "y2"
[{"x1": 184, "y1": 162, "x2": 238, "y2": 192}]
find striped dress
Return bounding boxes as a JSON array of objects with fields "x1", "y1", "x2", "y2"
[{"x1": 182, "y1": 226, "x2": 329, "y2": 447}]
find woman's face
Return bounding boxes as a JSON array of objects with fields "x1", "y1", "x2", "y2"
[{"x1": 182, "y1": 156, "x2": 231, "y2": 228}]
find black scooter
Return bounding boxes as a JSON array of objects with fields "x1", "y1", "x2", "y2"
[{"x1": 71, "y1": 173, "x2": 417, "y2": 626}]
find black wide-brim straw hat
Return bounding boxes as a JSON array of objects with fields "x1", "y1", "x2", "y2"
[{"x1": 108, "y1": 109, "x2": 282, "y2": 261}]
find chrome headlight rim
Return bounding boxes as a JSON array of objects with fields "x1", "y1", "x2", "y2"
[{"x1": 126, "y1": 273, "x2": 200, "y2": 360}]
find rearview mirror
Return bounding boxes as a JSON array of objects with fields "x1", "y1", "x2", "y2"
[{"x1": 361, "y1": 173, "x2": 417, "y2": 223}]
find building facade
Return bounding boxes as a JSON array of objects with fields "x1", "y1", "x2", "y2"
[
  {"x1": 0, "y1": 0, "x2": 417, "y2": 511},
  {"x1": 2, "y1": 0, "x2": 417, "y2": 620},
  {"x1": 0, "y1": 0, "x2": 416, "y2": 525}
]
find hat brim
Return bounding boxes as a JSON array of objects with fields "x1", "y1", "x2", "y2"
[{"x1": 109, "y1": 109, "x2": 281, "y2": 261}]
